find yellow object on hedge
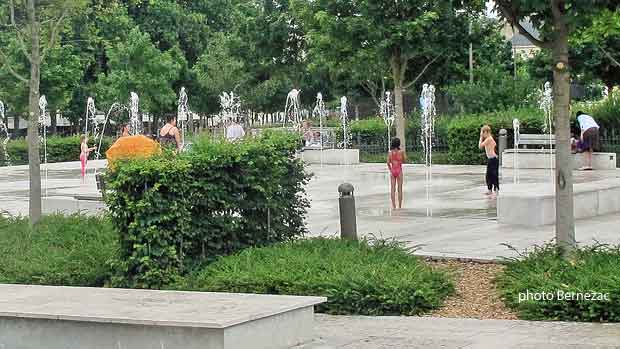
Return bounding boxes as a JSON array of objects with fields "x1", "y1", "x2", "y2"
[{"x1": 105, "y1": 135, "x2": 161, "y2": 168}]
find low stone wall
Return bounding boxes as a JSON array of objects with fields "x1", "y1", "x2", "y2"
[
  {"x1": 502, "y1": 149, "x2": 616, "y2": 170},
  {"x1": 498, "y1": 178, "x2": 620, "y2": 226},
  {"x1": 0, "y1": 284, "x2": 325, "y2": 349},
  {"x1": 301, "y1": 148, "x2": 360, "y2": 165}
]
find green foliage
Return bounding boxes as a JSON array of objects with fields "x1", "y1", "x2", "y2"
[
  {"x1": 497, "y1": 243, "x2": 620, "y2": 322},
  {"x1": 105, "y1": 131, "x2": 310, "y2": 288},
  {"x1": 0, "y1": 214, "x2": 118, "y2": 287},
  {"x1": 446, "y1": 108, "x2": 545, "y2": 165},
  {"x1": 176, "y1": 237, "x2": 454, "y2": 316},
  {"x1": 576, "y1": 91, "x2": 620, "y2": 131},
  {"x1": 445, "y1": 64, "x2": 540, "y2": 114},
  {"x1": 95, "y1": 27, "x2": 185, "y2": 117},
  {"x1": 2, "y1": 136, "x2": 113, "y2": 166}
]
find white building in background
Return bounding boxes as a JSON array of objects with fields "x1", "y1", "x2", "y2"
[{"x1": 502, "y1": 21, "x2": 541, "y2": 59}]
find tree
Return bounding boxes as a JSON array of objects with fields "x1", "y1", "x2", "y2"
[
  {"x1": 95, "y1": 27, "x2": 184, "y2": 130},
  {"x1": 0, "y1": 0, "x2": 84, "y2": 224},
  {"x1": 296, "y1": 0, "x2": 479, "y2": 149},
  {"x1": 496, "y1": 0, "x2": 620, "y2": 253}
]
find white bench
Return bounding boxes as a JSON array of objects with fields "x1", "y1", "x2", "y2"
[
  {"x1": 518, "y1": 134, "x2": 555, "y2": 148},
  {"x1": 0, "y1": 284, "x2": 325, "y2": 349}
]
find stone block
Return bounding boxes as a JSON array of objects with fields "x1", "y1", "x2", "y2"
[
  {"x1": 302, "y1": 149, "x2": 360, "y2": 165},
  {"x1": 0, "y1": 284, "x2": 326, "y2": 349},
  {"x1": 502, "y1": 149, "x2": 616, "y2": 170}
]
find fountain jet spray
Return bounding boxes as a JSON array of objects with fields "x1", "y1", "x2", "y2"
[
  {"x1": 178, "y1": 87, "x2": 189, "y2": 146},
  {"x1": 219, "y1": 91, "x2": 241, "y2": 127},
  {"x1": 513, "y1": 118, "x2": 520, "y2": 184},
  {"x1": 420, "y1": 84, "x2": 437, "y2": 216},
  {"x1": 539, "y1": 82, "x2": 554, "y2": 184},
  {"x1": 284, "y1": 89, "x2": 302, "y2": 129},
  {"x1": 39, "y1": 95, "x2": 50, "y2": 196},
  {"x1": 380, "y1": 91, "x2": 395, "y2": 151},
  {"x1": 0, "y1": 101, "x2": 10, "y2": 166},
  {"x1": 340, "y1": 96, "x2": 349, "y2": 150},
  {"x1": 129, "y1": 92, "x2": 141, "y2": 135}
]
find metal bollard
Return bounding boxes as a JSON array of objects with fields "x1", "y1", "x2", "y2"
[
  {"x1": 498, "y1": 128, "x2": 507, "y2": 166},
  {"x1": 338, "y1": 183, "x2": 357, "y2": 240}
]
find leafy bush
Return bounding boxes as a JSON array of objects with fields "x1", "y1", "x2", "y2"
[
  {"x1": 577, "y1": 91, "x2": 620, "y2": 131},
  {"x1": 176, "y1": 238, "x2": 455, "y2": 316},
  {"x1": 105, "y1": 131, "x2": 310, "y2": 288},
  {"x1": 0, "y1": 214, "x2": 118, "y2": 286},
  {"x1": 445, "y1": 64, "x2": 540, "y2": 114},
  {"x1": 497, "y1": 243, "x2": 620, "y2": 322},
  {"x1": 446, "y1": 108, "x2": 545, "y2": 164},
  {"x1": 2, "y1": 136, "x2": 113, "y2": 166}
]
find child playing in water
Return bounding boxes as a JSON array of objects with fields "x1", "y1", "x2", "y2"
[
  {"x1": 80, "y1": 135, "x2": 96, "y2": 180},
  {"x1": 387, "y1": 137, "x2": 406, "y2": 209},
  {"x1": 479, "y1": 125, "x2": 499, "y2": 197}
]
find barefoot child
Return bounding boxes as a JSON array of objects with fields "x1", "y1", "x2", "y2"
[
  {"x1": 80, "y1": 135, "x2": 96, "y2": 179},
  {"x1": 479, "y1": 125, "x2": 499, "y2": 196},
  {"x1": 387, "y1": 137, "x2": 406, "y2": 209}
]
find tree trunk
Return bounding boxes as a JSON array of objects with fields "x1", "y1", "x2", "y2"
[
  {"x1": 552, "y1": 23, "x2": 576, "y2": 253},
  {"x1": 27, "y1": 0, "x2": 42, "y2": 224},
  {"x1": 391, "y1": 53, "x2": 406, "y2": 151}
]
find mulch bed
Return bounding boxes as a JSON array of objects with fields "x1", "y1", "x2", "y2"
[{"x1": 426, "y1": 260, "x2": 518, "y2": 320}]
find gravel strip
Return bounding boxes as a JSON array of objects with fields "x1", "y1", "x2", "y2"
[{"x1": 427, "y1": 260, "x2": 518, "y2": 320}]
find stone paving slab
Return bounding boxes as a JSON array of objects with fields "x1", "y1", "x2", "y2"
[{"x1": 298, "y1": 314, "x2": 620, "y2": 349}]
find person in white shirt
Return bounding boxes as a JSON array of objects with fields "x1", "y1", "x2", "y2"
[
  {"x1": 226, "y1": 118, "x2": 246, "y2": 142},
  {"x1": 576, "y1": 111, "x2": 600, "y2": 170}
]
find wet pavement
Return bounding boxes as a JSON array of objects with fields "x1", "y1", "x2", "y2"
[{"x1": 1, "y1": 161, "x2": 619, "y2": 260}]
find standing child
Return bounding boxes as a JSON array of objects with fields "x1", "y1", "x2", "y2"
[
  {"x1": 80, "y1": 135, "x2": 96, "y2": 180},
  {"x1": 387, "y1": 137, "x2": 406, "y2": 209},
  {"x1": 479, "y1": 125, "x2": 499, "y2": 197}
]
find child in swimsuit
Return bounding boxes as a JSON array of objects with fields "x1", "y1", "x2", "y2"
[
  {"x1": 387, "y1": 137, "x2": 407, "y2": 209},
  {"x1": 80, "y1": 135, "x2": 96, "y2": 180}
]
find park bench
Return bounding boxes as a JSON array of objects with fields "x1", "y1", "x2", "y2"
[{"x1": 518, "y1": 134, "x2": 555, "y2": 148}]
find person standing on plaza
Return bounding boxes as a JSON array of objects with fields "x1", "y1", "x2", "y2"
[
  {"x1": 479, "y1": 125, "x2": 499, "y2": 197},
  {"x1": 387, "y1": 137, "x2": 406, "y2": 209},
  {"x1": 79, "y1": 135, "x2": 96, "y2": 181},
  {"x1": 226, "y1": 117, "x2": 246, "y2": 142},
  {"x1": 576, "y1": 111, "x2": 600, "y2": 170}
]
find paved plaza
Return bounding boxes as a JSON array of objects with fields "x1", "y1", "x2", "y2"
[
  {"x1": 303, "y1": 314, "x2": 620, "y2": 348},
  {"x1": 1, "y1": 161, "x2": 620, "y2": 260}
]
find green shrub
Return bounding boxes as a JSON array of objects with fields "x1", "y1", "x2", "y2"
[
  {"x1": 105, "y1": 130, "x2": 310, "y2": 288},
  {"x1": 577, "y1": 92, "x2": 620, "y2": 131},
  {"x1": 497, "y1": 243, "x2": 620, "y2": 322},
  {"x1": 446, "y1": 108, "x2": 544, "y2": 164},
  {"x1": 445, "y1": 64, "x2": 539, "y2": 114},
  {"x1": 2, "y1": 136, "x2": 114, "y2": 166},
  {"x1": 0, "y1": 214, "x2": 118, "y2": 286},
  {"x1": 176, "y1": 238, "x2": 455, "y2": 316}
]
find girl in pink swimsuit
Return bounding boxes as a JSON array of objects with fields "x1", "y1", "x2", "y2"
[
  {"x1": 387, "y1": 137, "x2": 406, "y2": 209},
  {"x1": 80, "y1": 135, "x2": 96, "y2": 180}
]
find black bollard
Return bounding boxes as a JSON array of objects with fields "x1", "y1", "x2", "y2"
[{"x1": 338, "y1": 183, "x2": 357, "y2": 240}]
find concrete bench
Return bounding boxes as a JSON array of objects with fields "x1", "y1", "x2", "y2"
[
  {"x1": 498, "y1": 178, "x2": 620, "y2": 226},
  {"x1": 0, "y1": 284, "x2": 325, "y2": 349},
  {"x1": 502, "y1": 149, "x2": 616, "y2": 170},
  {"x1": 518, "y1": 134, "x2": 555, "y2": 148},
  {"x1": 302, "y1": 148, "x2": 360, "y2": 165}
]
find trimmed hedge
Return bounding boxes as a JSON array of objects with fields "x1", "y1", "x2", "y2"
[
  {"x1": 1, "y1": 135, "x2": 113, "y2": 166},
  {"x1": 105, "y1": 130, "x2": 310, "y2": 288},
  {"x1": 497, "y1": 243, "x2": 620, "y2": 322},
  {"x1": 446, "y1": 108, "x2": 545, "y2": 164},
  {"x1": 0, "y1": 214, "x2": 118, "y2": 287},
  {"x1": 176, "y1": 238, "x2": 455, "y2": 316}
]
